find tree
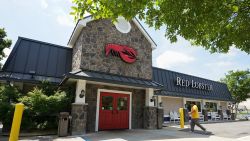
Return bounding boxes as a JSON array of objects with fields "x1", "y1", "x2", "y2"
[
  {"x1": 221, "y1": 70, "x2": 250, "y2": 117},
  {"x1": 0, "y1": 28, "x2": 12, "y2": 68},
  {"x1": 70, "y1": 0, "x2": 250, "y2": 54}
]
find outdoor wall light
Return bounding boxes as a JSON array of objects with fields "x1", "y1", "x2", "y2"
[
  {"x1": 79, "y1": 90, "x2": 85, "y2": 98},
  {"x1": 150, "y1": 96, "x2": 156, "y2": 102},
  {"x1": 29, "y1": 70, "x2": 36, "y2": 79},
  {"x1": 159, "y1": 102, "x2": 162, "y2": 107}
]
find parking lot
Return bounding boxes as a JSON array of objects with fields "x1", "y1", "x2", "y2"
[
  {"x1": 80, "y1": 121, "x2": 250, "y2": 141},
  {"x1": 1, "y1": 121, "x2": 250, "y2": 141},
  {"x1": 197, "y1": 121, "x2": 250, "y2": 139}
]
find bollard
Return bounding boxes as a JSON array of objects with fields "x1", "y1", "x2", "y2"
[
  {"x1": 9, "y1": 103, "x2": 24, "y2": 141},
  {"x1": 179, "y1": 108, "x2": 184, "y2": 129}
]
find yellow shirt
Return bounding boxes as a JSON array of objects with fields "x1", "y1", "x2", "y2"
[{"x1": 191, "y1": 105, "x2": 200, "y2": 119}]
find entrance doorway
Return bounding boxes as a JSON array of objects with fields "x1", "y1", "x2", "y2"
[{"x1": 98, "y1": 92, "x2": 130, "y2": 130}]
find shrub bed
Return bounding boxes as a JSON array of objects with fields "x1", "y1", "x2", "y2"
[{"x1": 0, "y1": 81, "x2": 73, "y2": 132}]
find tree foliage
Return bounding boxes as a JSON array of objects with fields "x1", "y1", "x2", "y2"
[
  {"x1": 0, "y1": 28, "x2": 11, "y2": 67},
  {"x1": 221, "y1": 70, "x2": 250, "y2": 103},
  {"x1": 70, "y1": 0, "x2": 250, "y2": 54},
  {"x1": 20, "y1": 87, "x2": 70, "y2": 130},
  {"x1": 221, "y1": 70, "x2": 250, "y2": 116},
  {"x1": 0, "y1": 84, "x2": 21, "y2": 131},
  {"x1": 0, "y1": 82, "x2": 73, "y2": 131}
]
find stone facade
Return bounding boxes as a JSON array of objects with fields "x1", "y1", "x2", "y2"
[
  {"x1": 157, "y1": 108, "x2": 163, "y2": 129},
  {"x1": 72, "y1": 19, "x2": 152, "y2": 80},
  {"x1": 85, "y1": 83, "x2": 145, "y2": 132},
  {"x1": 143, "y1": 106, "x2": 157, "y2": 129},
  {"x1": 71, "y1": 103, "x2": 88, "y2": 135}
]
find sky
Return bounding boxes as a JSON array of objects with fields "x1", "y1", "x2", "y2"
[{"x1": 0, "y1": 0, "x2": 249, "y2": 81}]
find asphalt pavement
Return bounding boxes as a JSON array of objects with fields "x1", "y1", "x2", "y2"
[{"x1": 1, "y1": 121, "x2": 250, "y2": 141}]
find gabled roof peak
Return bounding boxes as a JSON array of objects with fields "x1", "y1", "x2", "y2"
[{"x1": 68, "y1": 16, "x2": 157, "y2": 49}]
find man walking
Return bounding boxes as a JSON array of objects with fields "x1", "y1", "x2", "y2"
[{"x1": 190, "y1": 102, "x2": 206, "y2": 133}]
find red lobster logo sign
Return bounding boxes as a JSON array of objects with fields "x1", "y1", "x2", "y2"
[{"x1": 105, "y1": 44, "x2": 137, "y2": 63}]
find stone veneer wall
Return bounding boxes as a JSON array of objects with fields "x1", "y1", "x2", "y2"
[
  {"x1": 157, "y1": 108, "x2": 163, "y2": 129},
  {"x1": 72, "y1": 19, "x2": 152, "y2": 80},
  {"x1": 72, "y1": 36, "x2": 83, "y2": 71},
  {"x1": 143, "y1": 107, "x2": 157, "y2": 129},
  {"x1": 71, "y1": 103, "x2": 88, "y2": 135},
  {"x1": 85, "y1": 84, "x2": 145, "y2": 132}
]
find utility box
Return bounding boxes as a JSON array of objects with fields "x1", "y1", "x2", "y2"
[{"x1": 58, "y1": 112, "x2": 69, "y2": 137}]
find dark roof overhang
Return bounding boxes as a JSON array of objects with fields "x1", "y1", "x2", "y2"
[
  {"x1": 0, "y1": 71, "x2": 62, "y2": 84},
  {"x1": 60, "y1": 69, "x2": 163, "y2": 89},
  {"x1": 155, "y1": 90, "x2": 233, "y2": 102},
  {"x1": 152, "y1": 67, "x2": 233, "y2": 102}
]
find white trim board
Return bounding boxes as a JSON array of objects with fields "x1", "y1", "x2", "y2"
[
  {"x1": 95, "y1": 89, "x2": 132, "y2": 132},
  {"x1": 68, "y1": 16, "x2": 157, "y2": 49}
]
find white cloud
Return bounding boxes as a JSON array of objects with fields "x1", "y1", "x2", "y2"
[
  {"x1": 0, "y1": 48, "x2": 12, "y2": 65},
  {"x1": 219, "y1": 48, "x2": 239, "y2": 58},
  {"x1": 40, "y1": 0, "x2": 48, "y2": 9},
  {"x1": 156, "y1": 50, "x2": 195, "y2": 69},
  {"x1": 56, "y1": 12, "x2": 74, "y2": 27},
  {"x1": 3, "y1": 48, "x2": 11, "y2": 56},
  {"x1": 205, "y1": 61, "x2": 234, "y2": 67}
]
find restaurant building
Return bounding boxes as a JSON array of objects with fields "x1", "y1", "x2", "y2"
[{"x1": 0, "y1": 16, "x2": 232, "y2": 134}]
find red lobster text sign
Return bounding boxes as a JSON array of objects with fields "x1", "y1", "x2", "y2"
[{"x1": 105, "y1": 44, "x2": 137, "y2": 63}]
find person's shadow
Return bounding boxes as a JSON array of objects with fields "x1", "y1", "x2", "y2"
[{"x1": 180, "y1": 128, "x2": 213, "y2": 135}]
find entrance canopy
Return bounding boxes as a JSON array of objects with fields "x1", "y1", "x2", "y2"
[{"x1": 61, "y1": 69, "x2": 163, "y2": 89}]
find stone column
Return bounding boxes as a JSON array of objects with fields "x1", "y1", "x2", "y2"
[
  {"x1": 143, "y1": 106, "x2": 157, "y2": 129},
  {"x1": 145, "y1": 88, "x2": 155, "y2": 107},
  {"x1": 157, "y1": 96, "x2": 163, "y2": 107},
  {"x1": 144, "y1": 88, "x2": 157, "y2": 129},
  {"x1": 75, "y1": 80, "x2": 86, "y2": 103},
  {"x1": 71, "y1": 80, "x2": 88, "y2": 135},
  {"x1": 71, "y1": 103, "x2": 88, "y2": 135},
  {"x1": 157, "y1": 108, "x2": 163, "y2": 129}
]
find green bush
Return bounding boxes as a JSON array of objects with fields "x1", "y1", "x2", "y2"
[
  {"x1": 21, "y1": 88, "x2": 69, "y2": 115},
  {"x1": 0, "y1": 84, "x2": 21, "y2": 131},
  {"x1": 20, "y1": 87, "x2": 71, "y2": 130},
  {"x1": 0, "y1": 82, "x2": 73, "y2": 131}
]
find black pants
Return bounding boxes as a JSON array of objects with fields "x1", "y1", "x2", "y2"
[{"x1": 190, "y1": 118, "x2": 206, "y2": 132}]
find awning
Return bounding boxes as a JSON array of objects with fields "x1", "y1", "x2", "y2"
[{"x1": 61, "y1": 69, "x2": 163, "y2": 89}]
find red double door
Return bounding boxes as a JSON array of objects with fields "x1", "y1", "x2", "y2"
[{"x1": 99, "y1": 92, "x2": 130, "y2": 130}]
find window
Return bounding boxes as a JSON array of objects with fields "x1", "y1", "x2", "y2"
[
  {"x1": 205, "y1": 102, "x2": 217, "y2": 112},
  {"x1": 117, "y1": 97, "x2": 128, "y2": 110},
  {"x1": 102, "y1": 96, "x2": 113, "y2": 110},
  {"x1": 186, "y1": 101, "x2": 201, "y2": 112}
]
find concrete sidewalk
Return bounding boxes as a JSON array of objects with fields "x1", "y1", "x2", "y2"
[
  {"x1": 14, "y1": 127, "x2": 250, "y2": 141},
  {"x1": 1, "y1": 121, "x2": 250, "y2": 141}
]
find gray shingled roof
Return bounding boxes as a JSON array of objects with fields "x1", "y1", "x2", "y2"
[
  {"x1": 0, "y1": 37, "x2": 72, "y2": 84},
  {"x1": 62, "y1": 69, "x2": 163, "y2": 89},
  {"x1": 152, "y1": 67, "x2": 232, "y2": 101}
]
